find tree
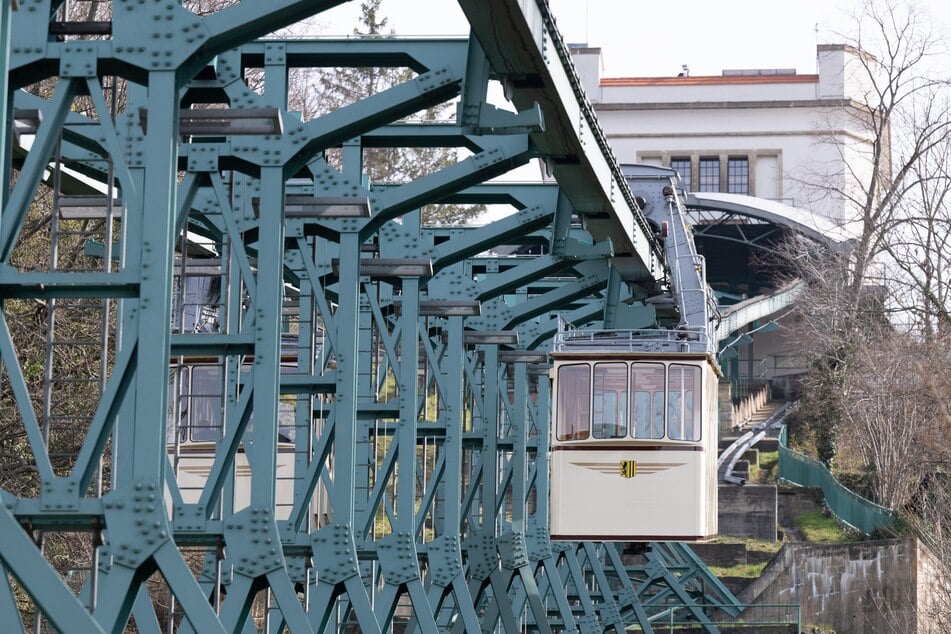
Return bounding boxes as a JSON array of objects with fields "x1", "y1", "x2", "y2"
[
  {"x1": 778, "y1": 10, "x2": 951, "y2": 625},
  {"x1": 779, "y1": 236, "x2": 879, "y2": 464},
  {"x1": 783, "y1": 0, "x2": 951, "y2": 463},
  {"x1": 879, "y1": 129, "x2": 951, "y2": 337},
  {"x1": 311, "y1": 0, "x2": 485, "y2": 225},
  {"x1": 799, "y1": 1, "x2": 951, "y2": 298}
]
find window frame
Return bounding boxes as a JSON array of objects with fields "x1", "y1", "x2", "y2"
[
  {"x1": 727, "y1": 156, "x2": 750, "y2": 195},
  {"x1": 698, "y1": 157, "x2": 720, "y2": 193},
  {"x1": 666, "y1": 363, "x2": 702, "y2": 442},
  {"x1": 670, "y1": 156, "x2": 692, "y2": 190},
  {"x1": 592, "y1": 362, "x2": 629, "y2": 439},
  {"x1": 555, "y1": 363, "x2": 592, "y2": 441},
  {"x1": 630, "y1": 362, "x2": 667, "y2": 440}
]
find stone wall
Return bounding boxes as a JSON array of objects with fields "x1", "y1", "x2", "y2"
[
  {"x1": 719, "y1": 484, "x2": 777, "y2": 541},
  {"x1": 739, "y1": 538, "x2": 920, "y2": 633}
]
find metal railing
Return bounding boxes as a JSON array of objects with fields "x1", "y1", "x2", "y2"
[
  {"x1": 552, "y1": 327, "x2": 711, "y2": 354},
  {"x1": 778, "y1": 426, "x2": 896, "y2": 536},
  {"x1": 655, "y1": 602, "x2": 801, "y2": 633}
]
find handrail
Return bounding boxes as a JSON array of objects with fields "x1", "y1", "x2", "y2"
[
  {"x1": 778, "y1": 425, "x2": 896, "y2": 536},
  {"x1": 651, "y1": 602, "x2": 801, "y2": 633},
  {"x1": 552, "y1": 327, "x2": 710, "y2": 354}
]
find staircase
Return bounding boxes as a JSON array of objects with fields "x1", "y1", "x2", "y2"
[{"x1": 718, "y1": 399, "x2": 788, "y2": 485}]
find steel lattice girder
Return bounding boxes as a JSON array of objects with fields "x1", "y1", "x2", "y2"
[{"x1": 0, "y1": 1, "x2": 742, "y2": 632}]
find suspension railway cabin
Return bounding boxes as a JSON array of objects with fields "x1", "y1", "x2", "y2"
[
  {"x1": 549, "y1": 329, "x2": 720, "y2": 542},
  {"x1": 166, "y1": 268, "x2": 328, "y2": 524}
]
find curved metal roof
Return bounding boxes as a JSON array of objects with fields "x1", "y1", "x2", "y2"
[{"x1": 685, "y1": 192, "x2": 857, "y2": 250}]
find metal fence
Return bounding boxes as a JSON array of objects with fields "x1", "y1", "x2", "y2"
[
  {"x1": 656, "y1": 603, "x2": 801, "y2": 633},
  {"x1": 778, "y1": 426, "x2": 896, "y2": 536}
]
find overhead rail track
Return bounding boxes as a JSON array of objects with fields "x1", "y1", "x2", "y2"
[{"x1": 458, "y1": 0, "x2": 666, "y2": 285}]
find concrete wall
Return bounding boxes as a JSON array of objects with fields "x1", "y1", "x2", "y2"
[
  {"x1": 719, "y1": 484, "x2": 777, "y2": 541},
  {"x1": 692, "y1": 542, "x2": 747, "y2": 567},
  {"x1": 916, "y1": 540, "x2": 951, "y2": 634},
  {"x1": 777, "y1": 487, "x2": 823, "y2": 532},
  {"x1": 739, "y1": 539, "x2": 920, "y2": 633},
  {"x1": 718, "y1": 380, "x2": 734, "y2": 431}
]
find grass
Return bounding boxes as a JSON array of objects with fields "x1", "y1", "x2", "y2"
[
  {"x1": 709, "y1": 535, "x2": 783, "y2": 554},
  {"x1": 706, "y1": 536, "x2": 783, "y2": 578},
  {"x1": 740, "y1": 450, "x2": 780, "y2": 484},
  {"x1": 794, "y1": 511, "x2": 859, "y2": 543},
  {"x1": 758, "y1": 450, "x2": 779, "y2": 482},
  {"x1": 707, "y1": 562, "x2": 769, "y2": 578}
]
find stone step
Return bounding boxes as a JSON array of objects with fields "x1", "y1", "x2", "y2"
[
  {"x1": 690, "y1": 542, "x2": 748, "y2": 567},
  {"x1": 720, "y1": 438, "x2": 779, "y2": 453}
]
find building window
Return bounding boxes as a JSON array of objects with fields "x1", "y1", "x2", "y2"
[
  {"x1": 670, "y1": 157, "x2": 691, "y2": 188},
  {"x1": 698, "y1": 158, "x2": 719, "y2": 192},
  {"x1": 728, "y1": 157, "x2": 750, "y2": 194}
]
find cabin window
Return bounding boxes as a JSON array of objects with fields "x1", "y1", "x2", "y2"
[
  {"x1": 592, "y1": 363, "x2": 627, "y2": 439},
  {"x1": 668, "y1": 364, "x2": 701, "y2": 441},
  {"x1": 556, "y1": 364, "x2": 591, "y2": 441},
  {"x1": 187, "y1": 365, "x2": 224, "y2": 441},
  {"x1": 167, "y1": 368, "x2": 186, "y2": 444},
  {"x1": 630, "y1": 363, "x2": 666, "y2": 439}
]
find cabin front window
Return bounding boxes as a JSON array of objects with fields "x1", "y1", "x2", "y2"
[
  {"x1": 631, "y1": 363, "x2": 666, "y2": 439},
  {"x1": 668, "y1": 364, "x2": 701, "y2": 441},
  {"x1": 592, "y1": 363, "x2": 627, "y2": 439},
  {"x1": 556, "y1": 364, "x2": 590, "y2": 441},
  {"x1": 187, "y1": 365, "x2": 224, "y2": 441}
]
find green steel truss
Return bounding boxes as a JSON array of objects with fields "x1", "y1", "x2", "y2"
[{"x1": 0, "y1": 1, "x2": 743, "y2": 632}]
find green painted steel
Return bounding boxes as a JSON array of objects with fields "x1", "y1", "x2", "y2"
[
  {"x1": 779, "y1": 426, "x2": 896, "y2": 536},
  {"x1": 656, "y1": 603, "x2": 801, "y2": 633},
  {"x1": 0, "y1": 1, "x2": 758, "y2": 632}
]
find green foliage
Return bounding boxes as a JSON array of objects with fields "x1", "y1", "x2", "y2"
[
  {"x1": 785, "y1": 403, "x2": 836, "y2": 465},
  {"x1": 757, "y1": 450, "x2": 779, "y2": 483},
  {"x1": 706, "y1": 536, "x2": 782, "y2": 578}
]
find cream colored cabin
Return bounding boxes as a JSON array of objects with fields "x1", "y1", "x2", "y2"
[
  {"x1": 166, "y1": 361, "x2": 330, "y2": 526},
  {"x1": 550, "y1": 352, "x2": 719, "y2": 541}
]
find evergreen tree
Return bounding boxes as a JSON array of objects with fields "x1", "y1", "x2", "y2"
[{"x1": 311, "y1": 0, "x2": 485, "y2": 225}]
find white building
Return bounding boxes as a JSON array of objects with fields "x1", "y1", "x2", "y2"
[
  {"x1": 571, "y1": 44, "x2": 878, "y2": 394},
  {"x1": 571, "y1": 44, "x2": 877, "y2": 223}
]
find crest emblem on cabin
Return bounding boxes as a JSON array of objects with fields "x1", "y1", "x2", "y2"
[
  {"x1": 571, "y1": 461, "x2": 686, "y2": 477},
  {"x1": 619, "y1": 460, "x2": 637, "y2": 478}
]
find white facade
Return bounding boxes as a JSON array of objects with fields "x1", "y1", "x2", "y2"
[
  {"x1": 571, "y1": 44, "x2": 877, "y2": 223},
  {"x1": 569, "y1": 44, "x2": 882, "y2": 388}
]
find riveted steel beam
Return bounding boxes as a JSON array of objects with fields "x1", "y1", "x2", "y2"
[{"x1": 0, "y1": 3, "x2": 748, "y2": 632}]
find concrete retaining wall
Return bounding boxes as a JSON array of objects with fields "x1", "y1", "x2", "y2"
[
  {"x1": 691, "y1": 542, "x2": 748, "y2": 567},
  {"x1": 739, "y1": 538, "x2": 921, "y2": 633},
  {"x1": 719, "y1": 485, "x2": 777, "y2": 541}
]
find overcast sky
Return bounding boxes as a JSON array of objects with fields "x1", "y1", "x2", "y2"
[{"x1": 314, "y1": 0, "x2": 951, "y2": 78}]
